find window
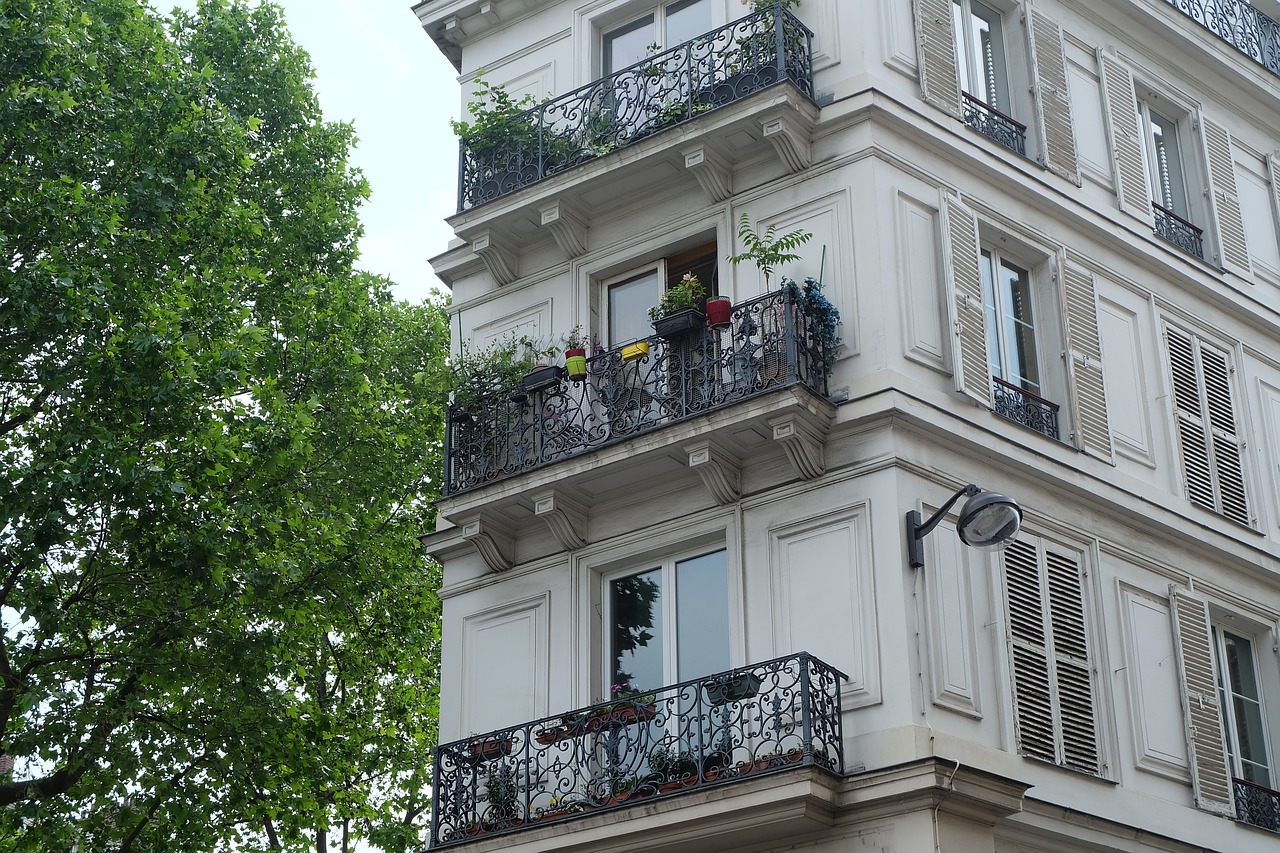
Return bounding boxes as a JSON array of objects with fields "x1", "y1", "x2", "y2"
[
  {"x1": 1214, "y1": 628, "x2": 1273, "y2": 789},
  {"x1": 1001, "y1": 534, "x2": 1100, "y2": 774},
  {"x1": 952, "y1": 0, "x2": 1025, "y2": 154},
  {"x1": 980, "y1": 248, "x2": 1058, "y2": 438},
  {"x1": 607, "y1": 549, "x2": 729, "y2": 693},
  {"x1": 1137, "y1": 98, "x2": 1204, "y2": 259},
  {"x1": 603, "y1": 0, "x2": 710, "y2": 76},
  {"x1": 604, "y1": 242, "x2": 718, "y2": 345},
  {"x1": 1163, "y1": 325, "x2": 1250, "y2": 525}
]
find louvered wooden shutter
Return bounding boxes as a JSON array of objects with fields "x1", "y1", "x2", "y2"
[
  {"x1": 1027, "y1": 11, "x2": 1080, "y2": 185},
  {"x1": 1098, "y1": 53, "x2": 1153, "y2": 224},
  {"x1": 914, "y1": 0, "x2": 962, "y2": 117},
  {"x1": 1004, "y1": 537, "x2": 1100, "y2": 774},
  {"x1": 1266, "y1": 154, "x2": 1280, "y2": 230},
  {"x1": 1169, "y1": 586, "x2": 1235, "y2": 817},
  {"x1": 1165, "y1": 326, "x2": 1250, "y2": 525},
  {"x1": 941, "y1": 195, "x2": 992, "y2": 407},
  {"x1": 1200, "y1": 116, "x2": 1252, "y2": 276},
  {"x1": 1059, "y1": 250, "x2": 1114, "y2": 462}
]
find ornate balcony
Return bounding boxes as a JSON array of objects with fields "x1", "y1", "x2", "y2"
[
  {"x1": 961, "y1": 92, "x2": 1027, "y2": 157},
  {"x1": 456, "y1": 4, "x2": 814, "y2": 212},
  {"x1": 1235, "y1": 777, "x2": 1280, "y2": 832},
  {"x1": 991, "y1": 376, "x2": 1060, "y2": 440},
  {"x1": 443, "y1": 288, "x2": 833, "y2": 497},
  {"x1": 429, "y1": 653, "x2": 846, "y2": 848},
  {"x1": 1152, "y1": 202, "x2": 1205, "y2": 259},
  {"x1": 1163, "y1": 0, "x2": 1280, "y2": 76}
]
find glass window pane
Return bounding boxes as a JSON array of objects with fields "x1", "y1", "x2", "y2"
[
  {"x1": 953, "y1": 1, "x2": 975, "y2": 98},
  {"x1": 1148, "y1": 108, "x2": 1189, "y2": 218},
  {"x1": 674, "y1": 550, "x2": 729, "y2": 681},
  {"x1": 1000, "y1": 259, "x2": 1040, "y2": 394},
  {"x1": 970, "y1": 1, "x2": 1009, "y2": 110},
  {"x1": 611, "y1": 568, "x2": 663, "y2": 694},
  {"x1": 665, "y1": 0, "x2": 710, "y2": 47},
  {"x1": 1224, "y1": 632, "x2": 1272, "y2": 785},
  {"x1": 980, "y1": 250, "x2": 1002, "y2": 378},
  {"x1": 609, "y1": 271, "x2": 661, "y2": 344},
  {"x1": 605, "y1": 15, "x2": 656, "y2": 75}
]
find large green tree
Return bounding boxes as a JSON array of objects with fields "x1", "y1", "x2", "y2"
[{"x1": 0, "y1": 0, "x2": 446, "y2": 849}]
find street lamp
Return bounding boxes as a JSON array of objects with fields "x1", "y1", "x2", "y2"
[{"x1": 906, "y1": 483, "x2": 1021, "y2": 569}]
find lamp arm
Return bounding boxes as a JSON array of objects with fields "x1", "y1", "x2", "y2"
[{"x1": 912, "y1": 483, "x2": 979, "y2": 541}]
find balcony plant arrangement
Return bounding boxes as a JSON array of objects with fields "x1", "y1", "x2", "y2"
[
  {"x1": 563, "y1": 325, "x2": 588, "y2": 381},
  {"x1": 449, "y1": 333, "x2": 558, "y2": 416},
  {"x1": 726, "y1": 214, "x2": 812, "y2": 384},
  {"x1": 782, "y1": 275, "x2": 842, "y2": 377},
  {"x1": 710, "y1": 0, "x2": 803, "y2": 103},
  {"x1": 648, "y1": 272, "x2": 708, "y2": 338}
]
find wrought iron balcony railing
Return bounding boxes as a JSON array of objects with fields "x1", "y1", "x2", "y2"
[
  {"x1": 456, "y1": 4, "x2": 814, "y2": 210},
  {"x1": 1235, "y1": 777, "x2": 1280, "y2": 832},
  {"x1": 1152, "y1": 202, "x2": 1205, "y2": 259},
  {"x1": 443, "y1": 288, "x2": 832, "y2": 496},
  {"x1": 991, "y1": 376, "x2": 1060, "y2": 440},
  {"x1": 961, "y1": 92, "x2": 1027, "y2": 156},
  {"x1": 1163, "y1": 0, "x2": 1280, "y2": 77},
  {"x1": 429, "y1": 653, "x2": 846, "y2": 848}
]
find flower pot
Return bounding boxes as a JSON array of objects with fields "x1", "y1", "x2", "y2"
[
  {"x1": 564, "y1": 347, "x2": 587, "y2": 381},
  {"x1": 621, "y1": 341, "x2": 649, "y2": 362},
  {"x1": 704, "y1": 672, "x2": 762, "y2": 706},
  {"x1": 705, "y1": 297, "x2": 732, "y2": 328},
  {"x1": 465, "y1": 736, "x2": 514, "y2": 765},
  {"x1": 523, "y1": 364, "x2": 564, "y2": 393},
  {"x1": 652, "y1": 308, "x2": 706, "y2": 339},
  {"x1": 450, "y1": 409, "x2": 474, "y2": 425}
]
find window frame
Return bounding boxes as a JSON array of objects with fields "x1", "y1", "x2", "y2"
[
  {"x1": 953, "y1": 0, "x2": 1013, "y2": 112},
  {"x1": 598, "y1": 240, "x2": 719, "y2": 347},
  {"x1": 591, "y1": 0, "x2": 715, "y2": 79},
  {"x1": 1212, "y1": 624, "x2": 1275, "y2": 789}
]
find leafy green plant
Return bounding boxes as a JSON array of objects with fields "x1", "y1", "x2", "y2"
[
  {"x1": 485, "y1": 766, "x2": 519, "y2": 820},
  {"x1": 782, "y1": 275, "x2": 842, "y2": 376},
  {"x1": 726, "y1": 213, "x2": 812, "y2": 288},
  {"x1": 452, "y1": 72, "x2": 576, "y2": 169},
  {"x1": 648, "y1": 747, "x2": 698, "y2": 780},
  {"x1": 648, "y1": 272, "x2": 707, "y2": 321},
  {"x1": 450, "y1": 333, "x2": 559, "y2": 411}
]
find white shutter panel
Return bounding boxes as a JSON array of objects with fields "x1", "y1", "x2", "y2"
[
  {"x1": 1027, "y1": 11, "x2": 1081, "y2": 185},
  {"x1": 1166, "y1": 325, "x2": 1217, "y2": 513},
  {"x1": 1199, "y1": 342, "x2": 1250, "y2": 525},
  {"x1": 913, "y1": 0, "x2": 962, "y2": 118},
  {"x1": 1059, "y1": 250, "x2": 1114, "y2": 463},
  {"x1": 1005, "y1": 538, "x2": 1057, "y2": 764},
  {"x1": 1097, "y1": 52, "x2": 1153, "y2": 225},
  {"x1": 1044, "y1": 544, "x2": 1099, "y2": 774},
  {"x1": 1200, "y1": 116, "x2": 1252, "y2": 276},
  {"x1": 1266, "y1": 154, "x2": 1280, "y2": 241},
  {"x1": 1169, "y1": 587, "x2": 1235, "y2": 817},
  {"x1": 940, "y1": 195, "x2": 992, "y2": 407}
]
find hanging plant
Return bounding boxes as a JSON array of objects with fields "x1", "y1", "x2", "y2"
[{"x1": 781, "y1": 275, "x2": 841, "y2": 376}]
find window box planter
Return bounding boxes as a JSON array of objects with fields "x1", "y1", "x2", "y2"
[
  {"x1": 464, "y1": 736, "x2": 515, "y2": 765},
  {"x1": 620, "y1": 341, "x2": 650, "y2": 362},
  {"x1": 522, "y1": 364, "x2": 564, "y2": 393},
  {"x1": 704, "y1": 672, "x2": 763, "y2": 706},
  {"x1": 533, "y1": 703, "x2": 658, "y2": 745},
  {"x1": 652, "y1": 308, "x2": 706, "y2": 339}
]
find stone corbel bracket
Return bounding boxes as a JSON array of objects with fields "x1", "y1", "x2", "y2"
[
  {"x1": 459, "y1": 513, "x2": 515, "y2": 573},
  {"x1": 761, "y1": 109, "x2": 812, "y2": 173},
  {"x1": 531, "y1": 488, "x2": 589, "y2": 551},
  {"x1": 684, "y1": 439, "x2": 741, "y2": 505},
  {"x1": 768, "y1": 410, "x2": 829, "y2": 480},
  {"x1": 470, "y1": 229, "x2": 517, "y2": 286},
  {"x1": 537, "y1": 199, "x2": 589, "y2": 258},
  {"x1": 682, "y1": 143, "x2": 732, "y2": 203}
]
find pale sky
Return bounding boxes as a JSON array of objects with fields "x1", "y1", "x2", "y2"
[{"x1": 166, "y1": 0, "x2": 460, "y2": 303}]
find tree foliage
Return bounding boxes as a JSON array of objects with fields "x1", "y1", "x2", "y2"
[{"x1": 0, "y1": 0, "x2": 447, "y2": 849}]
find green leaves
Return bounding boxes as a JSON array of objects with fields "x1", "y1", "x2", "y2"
[{"x1": 0, "y1": 1, "x2": 446, "y2": 850}]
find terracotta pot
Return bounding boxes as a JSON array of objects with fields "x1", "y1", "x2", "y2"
[{"x1": 705, "y1": 297, "x2": 732, "y2": 328}]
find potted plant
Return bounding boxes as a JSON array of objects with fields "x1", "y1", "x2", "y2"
[
  {"x1": 709, "y1": 1, "x2": 803, "y2": 104},
  {"x1": 703, "y1": 671, "x2": 763, "y2": 705},
  {"x1": 563, "y1": 325, "x2": 588, "y2": 381},
  {"x1": 465, "y1": 734, "x2": 515, "y2": 765},
  {"x1": 648, "y1": 272, "x2": 708, "y2": 338},
  {"x1": 647, "y1": 746, "x2": 698, "y2": 790},
  {"x1": 782, "y1": 275, "x2": 842, "y2": 377},
  {"x1": 706, "y1": 295, "x2": 733, "y2": 328},
  {"x1": 726, "y1": 214, "x2": 813, "y2": 384}
]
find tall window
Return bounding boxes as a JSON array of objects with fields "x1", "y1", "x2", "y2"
[
  {"x1": 604, "y1": 243, "x2": 718, "y2": 345},
  {"x1": 981, "y1": 249, "x2": 1041, "y2": 397},
  {"x1": 1214, "y1": 628, "x2": 1273, "y2": 788},
  {"x1": 608, "y1": 549, "x2": 729, "y2": 693},
  {"x1": 603, "y1": 0, "x2": 711, "y2": 75},
  {"x1": 952, "y1": 0, "x2": 1025, "y2": 154},
  {"x1": 1138, "y1": 98, "x2": 1203, "y2": 258}
]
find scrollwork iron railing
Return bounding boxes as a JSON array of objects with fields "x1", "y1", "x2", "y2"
[
  {"x1": 443, "y1": 288, "x2": 831, "y2": 496},
  {"x1": 1235, "y1": 777, "x2": 1280, "y2": 832},
  {"x1": 456, "y1": 4, "x2": 814, "y2": 210},
  {"x1": 961, "y1": 92, "x2": 1027, "y2": 156},
  {"x1": 991, "y1": 376, "x2": 1060, "y2": 440},
  {"x1": 429, "y1": 653, "x2": 846, "y2": 848},
  {"x1": 1152, "y1": 202, "x2": 1205, "y2": 259},
  {"x1": 1162, "y1": 0, "x2": 1280, "y2": 77}
]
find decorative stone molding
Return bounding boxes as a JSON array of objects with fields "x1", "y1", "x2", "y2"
[
  {"x1": 761, "y1": 110, "x2": 812, "y2": 173},
  {"x1": 537, "y1": 200, "x2": 588, "y2": 258},
  {"x1": 684, "y1": 439, "x2": 741, "y2": 505},
  {"x1": 458, "y1": 513, "x2": 514, "y2": 573},
  {"x1": 531, "y1": 488, "x2": 588, "y2": 551},
  {"x1": 682, "y1": 144, "x2": 732, "y2": 202},
  {"x1": 768, "y1": 412, "x2": 827, "y2": 480},
  {"x1": 470, "y1": 229, "x2": 517, "y2": 285}
]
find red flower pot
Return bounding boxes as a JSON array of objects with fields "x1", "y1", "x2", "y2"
[{"x1": 706, "y1": 297, "x2": 732, "y2": 328}]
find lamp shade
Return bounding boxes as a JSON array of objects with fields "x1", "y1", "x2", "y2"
[{"x1": 956, "y1": 490, "x2": 1022, "y2": 550}]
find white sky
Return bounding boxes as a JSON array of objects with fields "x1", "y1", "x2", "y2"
[{"x1": 165, "y1": 0, "x2": 460, "y2": 303}]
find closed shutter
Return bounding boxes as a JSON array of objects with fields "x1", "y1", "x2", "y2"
[
  {"x1": 914, "y1": 0, "x2": 962, "y2": 118},
  {"x1": 1027, "y1": 11, "x2": 1080, "y2": 184},
  {"x1": 941, "y1": 195, "x2": 992, "y2": 406},
  {"x1": 1165, "y1": 326, "x2": 1251, "y2": 525},
  {"x1": 1200, "y1": 116, "x2": 1252, "y2": 276},
  {"x1": 1097, "y1": 52, "x2": 1153, "y2": 225},
  {"x1": 1004, "y1": 536, "x2": 1099, "y2": 773},
  {"x1": 1059, "y1": 250, "x2": 1114, "y2": 462},
  {"x1": 1266, "y1": 154, "x2": 1280, "y2": 234},
  {"x1": 1169, "y1": 586, "x2": 1235, "y2": 817}
]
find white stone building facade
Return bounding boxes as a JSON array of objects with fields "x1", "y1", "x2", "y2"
[{"x1": 415, "y1": 1, "x2": 1280, "y2": 850}]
